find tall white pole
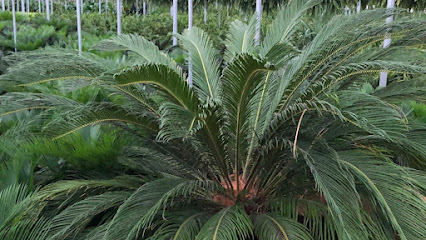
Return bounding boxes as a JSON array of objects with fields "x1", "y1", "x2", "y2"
[
  {"x1": 203, "y1": 0, "x2": 207, "y2": 24},
  {"x1": 255, "y1": 0, "x2": 262, "y2": 44},
  {"x1": 356, "y1": 0, "x2": 361, "y2": 13},
  {"x1": 379, "y1": 0, "x2": 395, "y2": 87},
  {"x1": 188, "y1": 0, "x2": 193, "y2": 86},
  {"x1": 76, "y1": 0, "x2": 82, "y2": 54},
  {"x1": 172, "y1": 0, "x2": 177, "y2": 46},
  {"x1": 12, "y1": 0, "x2": 17, "y2": 52},
  {"x1": 142, "y1": 0, "x2": 145, "y2": 16},
  {"x1": 20, "y1": 0, "x2": 24, "y2": 13},
  {"x1": 116, "y1": 0, "x2": 121, "y2": 35},
  {"x1": 45, "y1": 0, "x2": 49, "y2": 20},
  {"x1": 38, "y1": 0, "x2": 40, "y2": 12},
  {"x1": 2, "y1": 0, "x2": 4, "y2": 11}
]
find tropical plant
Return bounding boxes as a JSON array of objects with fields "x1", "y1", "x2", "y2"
[{"x1": 0, "y1": 0, "x2": 425, "y2": 239}]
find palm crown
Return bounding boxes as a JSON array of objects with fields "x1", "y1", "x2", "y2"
[{"x1": 0, "y1": 0, "x2": 425, "y2": 239}]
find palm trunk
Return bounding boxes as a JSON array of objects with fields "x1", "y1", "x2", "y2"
[
  {"x1": 255, "y1": 0, "x2": 262, "y2": 44},
  {"x1": 379, "y1": 0, "x2": 395, "y2": 87},
  {"x1": 188, "y1": 0, "x2": 193, "y2": 86},
  {"x1": 12, "y1": 0, "x2": 17, "y2": 52},
  {"x1": 142, "y1": 0, "x2": 145, "y2": 16},
  {"x1": 172, "y1": 0, "x2": 177, "y2": 46},
  {"x1": 356, "y1": 0, "x2": 361, "y2": 13},
  {"x1": 203, "y1": 0, "x2": 207, "y2": 24},
  {"x1": 76, "y1": 0, "x2": 82, "y2": 54},
  {"x1": 45, "y1": 0, "x2": 49, "y2": 20},
  {"x1": 116, "y1": 0, "x2": 121, "y2": 35},
  {"x1": 218, "y1": 3, "x2": 221, "y2": 29}
]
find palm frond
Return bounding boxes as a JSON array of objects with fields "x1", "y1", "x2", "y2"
[
  {"x1": 91, "y1": 34, "x2": 177, "y2": 70},
  {"x1": 195, "y1": 204, "x2": 253, "y2": 240},
  {"x1": 252, "y1": 213, "x2": 313, "y2": 240},
  {"x1": 179, "y1": 27, "x2": 222, "y2": 101},
  {"x1": 224, "y1": 15, "x2": 257, "y2": 63}
]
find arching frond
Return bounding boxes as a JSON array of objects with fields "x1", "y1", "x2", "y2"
[
  {"x1": 179, "y1": 27, "x2": 222, "y2": 101},
  {"x1": 224, "y1": 15, "x2": 257, "y2": 63},
  {"x1": 91, "y1": 34, "x2": 177, "y2": 71},
  {"x1": 340, "y1": 150, "x2": 426, "y2": 240},
  {"x1": 46, "y1": 191, "x2": 130, "y2": 240},
  {"x1": 252, "y1": 213, "x2": 313, "y2": 240},
  {"x1": 195, "y1": 204, "x2": 253, "y2": 240}
]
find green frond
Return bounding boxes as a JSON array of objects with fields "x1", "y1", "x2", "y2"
[
  {"x1": 221, "y1": 54, "x2": 272, "y2": 179},
  {"x1": 301, "y1": 145, "x2": 367, "y2": 240},
  {"x1": 114, "y1": 64, "x2": 200, "y2": 113},
  {"x1": 104, "y1": 177, "x2": 185, "y2": 240},
  {"x1": 0, "y1": 50, "x2": 111, "y2": 92},
  {"x1": 339, "y1": 150, "x2": 426, "y2": 240},
  {"x1": 42, "y1": 102, "x2": 158, "y2": 140},
  {"x1": 260, "y1": 0, "x2": 321, "y2": 56},
  {"x1": 252, "y1": 213, "x2": 313, "y2": 240},
  {"x1": 224, "y1": 15, "x2": 257, "y2": 63},
  {"x1": 179, "y1": 27, "x2": 222, "y2": 101},
  {"x1": 195, "y1": 204, "x2": 253, "y2": 240},
  {"x1": 91, "y1": 34, "x2": 177, "y2": 70},
  {"x1": 46, "y1": 191, "x2": 130, "y2": 240},
  {"x1": 268, "y1": 198, "x2": 337, "y2": 240}
]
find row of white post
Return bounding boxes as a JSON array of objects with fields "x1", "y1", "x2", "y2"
[{"x1": 3, "y1": 0, "x2": 395, "y2": 89}]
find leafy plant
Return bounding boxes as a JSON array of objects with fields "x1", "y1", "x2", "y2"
[{"x1": 0, "y1": 1, "x2": 425, "y2": 239}]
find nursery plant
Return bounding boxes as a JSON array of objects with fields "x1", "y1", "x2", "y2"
[{"x1": 0, "y1": 0, "x2": 425, "y2": 239}]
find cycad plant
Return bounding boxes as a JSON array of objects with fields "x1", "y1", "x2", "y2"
[{"x1": 0, "y1": 0, "x2": 425, "y2": 239}]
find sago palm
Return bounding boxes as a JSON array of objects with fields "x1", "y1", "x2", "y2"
[{"x1": 0, "y1": 0, "x2": 425, "y2": 239}]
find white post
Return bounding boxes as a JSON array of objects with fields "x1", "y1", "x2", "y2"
[
  {"x1": 188, "y1": 0, "x2": 193, "y2": 86},
  {"x1": 203, "y1": 0, "x2": 207, "y2": 23},
  {"x1": 142, "y1": 0, "x2": 145, "y2": 16},
  {"x1": 26, "y1": 0, "x2": 28, "y2": 12},
  {"x1": 255, "y1": 0, "x2": 262, "y2": 44},
  {"x1": 12, "y1": 0, "x2": 17, "y2": 52},
  {"x1": 21, "y1": 0, "x2": 24, "y2": 13},
  {"x1": 116, "y1": 0, "x2": 121, "y2": 35},
  {"x1": 45, "y1": 0, "x2": 49, "y2": 20},
  {"x1": 76, "y1": 0, "x2": 82, "y2": 54},
  {"x1": 356, "y1": 0, "x2": 361, "y2": 13},
  {"x1": 37, "y1": 0, "x2": 40, "y2": 12},
  {"x1": 2, "y1": 0, "x2": 5, "y2": 11},
  {"x1": 172, "y1": 0, "x2": 177, "y2": 46},
  {"x1": 98, "y1": 0, "x2": 101, "y2": 13},
  {"x1": 379, "y1": 0, "x2": 395, "y2": 87},
  {"x1": 344, "y1": 5, "x2": 348, "y2": 15}
]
